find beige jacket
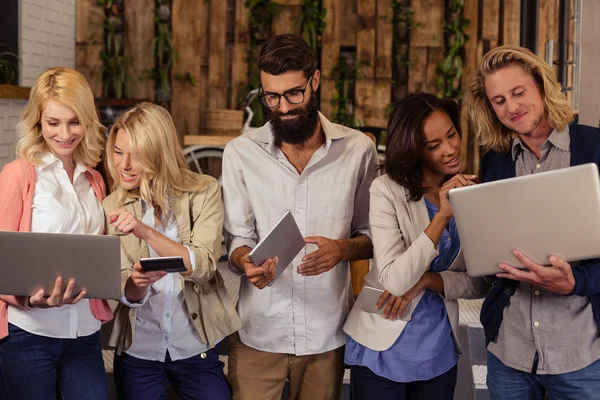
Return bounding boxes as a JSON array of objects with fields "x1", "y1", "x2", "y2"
[
  {"x1": 344, "y1": 174, "x2": 488, "y2": 352},
  {"x1": 103, "y1": 175, "x2": 242, "y2": 355}
]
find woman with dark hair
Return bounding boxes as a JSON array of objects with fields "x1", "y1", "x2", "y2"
[{"x1": 344, "y1": 92, "x2": 489, "y2": 399}]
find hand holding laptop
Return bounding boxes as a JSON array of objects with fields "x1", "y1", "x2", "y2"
[{"x1": 27, "y1": 277, "x2": 86, "y2": 308}]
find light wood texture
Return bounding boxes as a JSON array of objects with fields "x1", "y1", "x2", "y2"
[
  {"x1": 375, "y1": 0, "x2": 393, "y2": 79},
  {"x1": 124, "y1": 0, "x2": 155, "y2": 100},
  {"x1": 354, "y1": 79, "x2": 390, "y2": 128},
  {"x1": 208, "y1": 0, "x2": 228, "y2": 110},
  {"x1": 230, "y1": 0, "x2": 250, "y2": 108},
  {"x1": 482, "y1": 0, "x2": 500, "y2": 49},
  {"x1": 502, "y1": 0, "x2": 521, "y2": 46},
  {"x1": 0, "y1": 85, "x2": 30, "y2": 99},
  {"x1": 357, "y1": 0, "x2": 377, "y2": 79},
  {"x1": 411, "y1": 0, "x2": 444, "y2": 47},
  {"x1": 183, "y1": 135, "x2": 237, "y2": 146},
  {"x1": 171, "y1": 0, "x2": 208, "y2": 137}
]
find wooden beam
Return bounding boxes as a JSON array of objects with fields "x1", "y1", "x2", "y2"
[
  {"x1": 0, "y1": 85, "x2": 30, "y2": 99},
  {"x1": 124, "y1": 0, "x2": 155, "y2": 100},
  {"x1": 208, "y1": 0, "x2": 228, "y2": 109},
  {"x1": 376, "y1": 0, "x2": 393, "y2": 79},
  {"x1": 461, "y1": 0, "x2": 480, "y2": 175},
  {"x1": 502, "y1": 0, "x2": 521, "y2": 46},
  {"x1": 340, "y1": 0, "x2": 358, "y2": 47},
  {"x1": 171, "y1": 0, "x2": 208, "y2": 137},
  {"x1": 482, "y1": 0, "x2": 500, "y2": 49},
  {"x1": 75, "y1": 0, "x2": 103, "y2": 97},
  {"x1": 230, "y1": 0, "x2": 250, "y2": 108},
  {"x1": 272, "y1": 5, "x2": 303, "y2": 35},
  {"x1": 354, "y1": 79, "x2": 390, "y2": 128},
  {"x1": 321, "y1": 0, "x2": 341, "y2": 119},
  {"x1": 538, "y1": 0, "x2": 559, "y2": 74},
  {"x1": 183, "y1": 135, "x2": 237, "y2": 147},
  {"x1": 411, "y1": 0, "x2": 444, "y2": 48},
  {"x1": 407, "y1": 47, "x2": 427, "y2": 93},
  {"x1": 357, "y1": 0, "x2": 377, "y2": 79},
  {"x1": 426, "y1": 47, "x2": 445, "y2": 96}
]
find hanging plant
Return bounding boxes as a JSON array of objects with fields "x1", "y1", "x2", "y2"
[
  {"x1": 295, "y1": 0, "x2": 326, "y2": 65},
  {"x1": 436, "y1": 0, "x2": 469, "y2": 99},
  {"x1": 245, "y1": 0, "x2": 278, "y2": 41},
  {"x1": 329, "y1": 56, "x2": 369, "y2": 129},
  {"x1": 0, "y1": 44, "x2": 19, "y2": 85}
]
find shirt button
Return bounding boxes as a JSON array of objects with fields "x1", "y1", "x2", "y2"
[
  {"x1": 200, "y1": 352, "x2": 207, "y2": 359},
  {"x1": 166, "y1": 312, "x2": 171, "y2": 317},
  {"x1": 534, "y1": 321, "x2": 540, "y2": 327},
  {"x1": 536, "y1": 164, "x2": 541, "y2": 169},
  {"x1": 165, "y1": 335, "x2": 170, "y2": 340},
  {"x1": 534, "y1": 290, "x2": 540, "y2": 296}
]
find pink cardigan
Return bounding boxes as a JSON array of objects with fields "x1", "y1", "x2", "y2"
[{"x1": 0, "y1": 158, "x2": 113, "y2": 339}]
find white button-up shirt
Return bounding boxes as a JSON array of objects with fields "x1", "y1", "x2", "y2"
[
  {"x1": 8, "y1": 153, "x2": 104, "y2": 338},
  {"x1": 222, "y1": 113, "x2": 377, "y2": 355},
  {"x1": 120, "y1": 200, "x2": 206, "y2": 362}
]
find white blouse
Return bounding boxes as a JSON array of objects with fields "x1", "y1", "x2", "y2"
[{"x1": 8, "y1": 153, "x2": 105, "y2": 339}]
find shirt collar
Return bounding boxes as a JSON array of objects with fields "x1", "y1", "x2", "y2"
[
  {"x1": 246, "y1": 111, "x2": 347, "y2": 155},
  {"x1": 511, "y1": 125, "x2": 570, "y2": 161},
  {"x1": 38, "y1": 152, "x2": 88, "y2": 176}
]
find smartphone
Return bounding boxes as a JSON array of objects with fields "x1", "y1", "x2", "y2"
[
  {"x1": 359, "y1": 285, "x2": 412, "y2": 320},
  {"x1": 139, "y1": 256, "x2": 187, "y2": 273}
]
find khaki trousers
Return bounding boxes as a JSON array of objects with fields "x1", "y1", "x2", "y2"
[{"x1": 227, "y1": 333, "x2": 345, "y2": 400}]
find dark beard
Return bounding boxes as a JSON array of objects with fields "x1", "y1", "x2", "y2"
[{"x1": 269, "y1": 94, "x2": 319, "y2": 145}]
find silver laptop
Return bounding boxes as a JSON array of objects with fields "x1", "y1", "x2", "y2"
[
  {"x1": 449, "y1": 163, "x2": 600, "y2": 277},
  {"x1": 249, "y1": 210, "x2": 305, "y2": 286},
  {"x1": 0, "y1": 231, "x2": 122, "y2": 299}
]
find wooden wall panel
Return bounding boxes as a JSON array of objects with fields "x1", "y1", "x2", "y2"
[
  {"x1": 230, "y1": 0, "x2": 250, "y2": 108},
  {"x1": 407, "y1": 47, "x2": 427, "y2": 93},
  {"x1": 355, "y1": 79, "x2": 390, "y2": 127},
  {"x1": 411, "y1": 0, "x2": 444, "y2": 47},
  {"x1": 171, "y1": 0, "x2": 208, "y2": 137},
  {"x1": 76, "y1": 0, "x2": 103, "y2": 97},
  {"x1": 538, "y1": 0, "x2": 560, "y2": 76},
  {"x1": 340, "y1": 0, "x2": 358, "y2": 47},
  {"x1": 375, "y1": 0, "x2": 393, "y2": 79},
  {"x1": 208, "y1": 0, "x2": 228, "y2": 110},
  {"x1": 461, "y1": 0, "x2": 480, "y2": 174},
  {"x1": 482, "y1": 0, "x2": 501, "y2": 49},
  {"x1": 272, "y1": 4, "x2": 302, "y2": 35},
  {"x1": 357, "y1": 0, "x2": 377, "y2": 78},
  {"x1": 502, "y1": 0, "x2": 521, "y2": 46},
  {"x1": 320, "y1": 0, "x2": 341, "y2": 119},
  {"x1": 124, "y1": 0, "x2": 155, "y2": 100}
]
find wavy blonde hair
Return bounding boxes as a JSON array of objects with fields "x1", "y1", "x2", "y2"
[
  {"x1": 15, "y1": 67, "x2": 104, "y2": 167},
  {"x1": 105, "y1": 102, "x2": 207, "y2": 217},
  {"x1": 469, "y1": 45, "x2": 573, "y2": 153}
]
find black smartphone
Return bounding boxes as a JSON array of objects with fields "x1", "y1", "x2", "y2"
[{"x1": 139, "y1": 256, "x2": 187, "y2": 273}]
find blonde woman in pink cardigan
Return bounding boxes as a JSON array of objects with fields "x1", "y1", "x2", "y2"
[{"x1": 0, "y1": 67, "x2": 112, "y2": 400}]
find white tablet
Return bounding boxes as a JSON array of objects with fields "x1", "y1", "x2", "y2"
[
  {"x1": 449, "y1": 163, "x2": 600, "y2": 277},
  {"x1": 0, "y1": 231, "x2": 122, "y2": 299},
  {"x1": 249, "y1": 210, "x2": 305, "y2": 285},
  {"x1": 358, "y1": 285, "x2": 412, "y2": 320}
]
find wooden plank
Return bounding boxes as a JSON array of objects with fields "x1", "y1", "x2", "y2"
[
  {"x1": 410, "y1": 0, "x2": 444, "y2": 48},
  {"x1": 208, "y1": 0, "x2": 228, "y2": 110},
  {"x1": 407, "y1": 47, "x2": 428, "y2": 93},
  {"x1": 461, "y1": 0, "x2": 480, "y2": 175},
  {"x1": 0, "y1": 85, "x2": 30, "y2": 99},
  {"x1": 426, "y1": 47, "x2": 445, "y2": 95},
  {"x1": 272, "y1": 5, "x2": 303, "y2": 35},
  {"x1": 273, "y1": 0, "x2": 303, "y2": 5},
  {"x1": 502, "y1": 0, "x2": 521, "y2": 46},
  {"x1": 75, "y1": 0, "x2": 103, "y2": 97},
  {"x1": 376, "y1": 0, "x2": 393, "y2": 79},
  {"x1": 171, "y1": 0, "x2": 208, "y2": 137},
  {"x1": 321, "y1": 0, "x2": 341, "y2": 119},
  {"x1": 538, "y1": 0, "x2": 559, "y2": 62},
  {"x1": 357, "y1": 0, "x2": 376, "y2": 79},
  {"x1": 124, "y1": 0, "x2": 155, "y2": 100},
  {"x1": 482, "y1": 0, "x2": 500, "y2": 49},
  {"x1": 183, "y1": 135, "x2": 236, "y2": 146},
  {"x1": 354, "y1": 79, "x2": 390, "y2": 127},
  {"x1": 340, "y1": 0, "x2": 358, "y2": 47},
  {"x1": 230, "y1": 0, "x2": 250, "y2": 107}
]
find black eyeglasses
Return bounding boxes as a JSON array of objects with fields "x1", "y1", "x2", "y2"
[{"x1": 259, "y1": 76, "x2": 313, "y2": 108}]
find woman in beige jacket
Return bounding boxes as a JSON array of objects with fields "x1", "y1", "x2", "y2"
[
  {"x1": 344, "y1": 93, "x2": 490, "y2": 399},
  {"x1": 102, "y1": 102, "x2": 241, "y2": 400}
]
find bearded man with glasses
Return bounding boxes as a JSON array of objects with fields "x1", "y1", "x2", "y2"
[{"x1": 222, "y1": 34, "x2": 378, "y2": 400}]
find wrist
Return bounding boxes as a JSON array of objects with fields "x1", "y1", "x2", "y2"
[{"x1": 433, "y1": 212, "x2": 451, "y2": 224}]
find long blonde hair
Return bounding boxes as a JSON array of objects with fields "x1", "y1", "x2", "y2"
[
  {"x1": 469, "y1": 45, "x2": 573, "y2": 153},
  {"x1": 15, "y1": 67, "x2": 104, "y2": 167},
  {"x1": 105, "y1": 102, "x2": 206, "y2": 217}
]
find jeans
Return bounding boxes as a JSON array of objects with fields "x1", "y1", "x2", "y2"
[
  {"x1": 350, "y1": 364, "x2": 457, "y2": 400},
  {"x1": 487, "y1": 351, "x2": 600, "y2": 400},
  {"x1": 0, "y1": 323, "x2": 108, "y2": 400},
  {"x1": 113, "y1": 348, "x2": 231, "y2": 400}
]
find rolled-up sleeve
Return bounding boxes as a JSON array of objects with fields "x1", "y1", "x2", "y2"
[{"x1": 222, "y1": 145, "x2": 258, "y2": 275}]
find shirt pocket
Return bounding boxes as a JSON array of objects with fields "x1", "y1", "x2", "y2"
[{"x1": 317, "y1": 181, "x2": 354, "y2": 221}]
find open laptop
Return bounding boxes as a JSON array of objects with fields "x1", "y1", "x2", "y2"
[
  {"x1": 449, "y1": 163, "x2": 600, "y2": 277},
  {"x1": 249, "y1": 210, "x2": 305, "y2": 286},
  {"x1": 0, "y1": 231, "x2": 122, "y2": 299}
]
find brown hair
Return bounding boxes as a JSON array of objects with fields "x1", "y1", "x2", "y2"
[
  {"x1": 258, "y1": 34, "x2": 316, "y2": 78},
  {"x1": 469, "y1": 45, "x2": 573, "y2": 152},
  {"x1": 384, "y1": 93, "x2": 461, "y2": 201}
]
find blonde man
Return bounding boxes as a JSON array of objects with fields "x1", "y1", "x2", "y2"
[
  {"x1": 470, "y1": 45, "x2": 600, "y2": 400},
  {"x1": 0, "y1": 67, "x2": 112, "y2": 399},
  {"x1": 103, "y1": 102, "x2": 241, "y2": 400}
]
